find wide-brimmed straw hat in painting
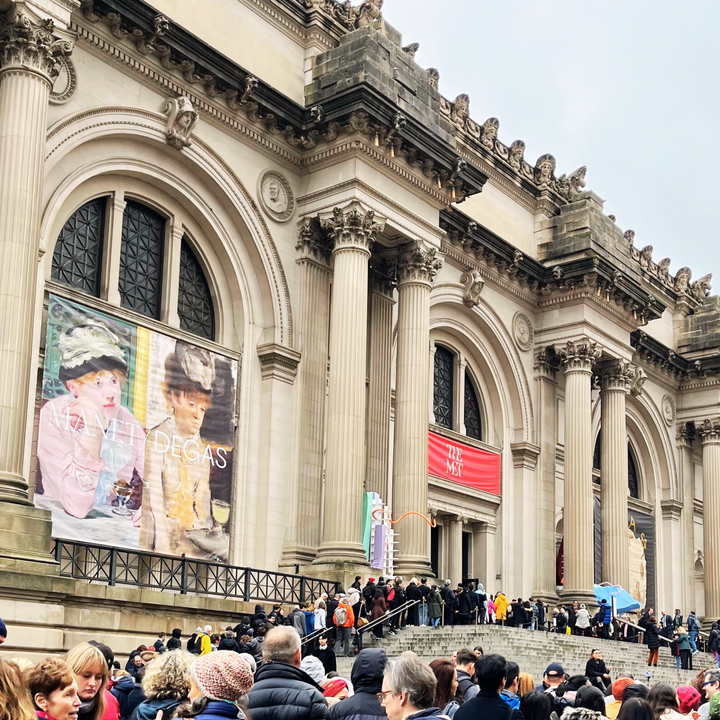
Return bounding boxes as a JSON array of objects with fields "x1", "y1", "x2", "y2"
[{"x1": 58, "y1": 320, "x2": 128, "y2": 383}]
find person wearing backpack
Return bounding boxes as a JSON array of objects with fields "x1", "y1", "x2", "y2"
[
  {"x1": 187, "y1": 627, "x2": 202, "y2": 654},
  {"x1": 334, "y1": 594, "x2": 355, "y2": 657},
  {"x1": 388, "y1": 579, "x2": 405, "y2": 635}
]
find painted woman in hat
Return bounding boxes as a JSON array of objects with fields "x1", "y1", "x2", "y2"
[
  {"x1": 139, "y1": 342, "x2": 222, "y2": 557},
  {"x1": 37, "y1": 320, "x2": 145, "y2": 519}
]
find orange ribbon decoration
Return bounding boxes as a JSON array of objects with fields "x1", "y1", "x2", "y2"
[{"x1": 372, "y1": 508, "x2": 437, "y2": 528}]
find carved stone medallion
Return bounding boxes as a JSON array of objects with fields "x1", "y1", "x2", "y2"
[
  {"x1": 50, "y1": 56, "x2": 77, "y2": 105},
  {"x1": 512, "y1": 312, "x2": 533, "y2": 352},
  {"x1": 662, "y1": 395, "x2": 676, "y2": 426},
  {"x1": 258, "y1": 169, "x2": 294, "y2": 223}
]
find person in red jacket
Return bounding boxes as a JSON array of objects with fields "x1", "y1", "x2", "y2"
[{"x1": 334, "y1": 594, "x2": 355, "y2": 658}]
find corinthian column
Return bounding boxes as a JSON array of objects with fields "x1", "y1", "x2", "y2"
[
  {"x1": 281, "y1": 220, "x2": 332, "y2": 566},
  {"x1": 0, "y1": 9, "x2": 72, "y2": 503},
  {"x1": 559, "y1": 340, "x2": 601, "y2": 603},
  {"x1": 393, "y1": 241, "x2": 442, "y2": 577},
  {"x1": 700, "y1": 418, "x2": 720, "y2": 620},
  {"x1": 599, "y1": 360, "x2": 633, "y2": 589},
  {"x1": 313, "y1": 206, "x2": 385, "y2": 569},
  {"x1": 366, "y1": 257, "x2": 395, "y2": 501}
]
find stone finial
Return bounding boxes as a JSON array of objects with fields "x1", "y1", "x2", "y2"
[
  {"x1": 356, "y1": 0, "x2": 384, "y2": 28},
  {"x1": 535, "y1": 154, "x2": 556, "y2": 185},
  {"x1": 656, "y1": 258, "x2": 671, "y2": 280},
  {"x1": 0, "y1": 7, "x2": 74, "y2": 77},
  {"x1": 162, "y1": 96, "x2": 198, "y2": 149},
  {"x1": 460, "y1": 270, "x2": 484, "y2": 308},
  {"x1": 508, "y1": 140, "x2": 525, "y2": 170},
  {"x1": 427, "y1": 68, "x2": 439, "y2": 90},
  {"x1": 638, "y1": 245, "x2": 653, "y2": 270},
  {"x1": 480, "y1": 117, "x2": 499, "y2": 150},
  {"x1": 674, "y1": 266, "x2": 692, "y2": 293},
  {"x1": 402, "y1": 42, "x2": 420, "y2": 58},
  {"x1": 624, "y1": 229, "x2": 635, "y2": 246},
  {"x1": 397, "y1": 241, "x2": 443, "y2": 285},
  {"x1": 608, "y1": 214, "x2": 617, "y2": 222},
  {"x1": 690, "y1": 273, "x2": 713, "y2": 301},
  {"x1": 555, "y1": 166, "x2": 587, "y2": 200},
  {"x1": 451, "y1": 94, "x2": 470, "y2": 126}
]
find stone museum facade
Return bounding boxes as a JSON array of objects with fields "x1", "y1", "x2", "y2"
[{"x1": 0, "y1": 0, "x2": 719, "y2": 654}]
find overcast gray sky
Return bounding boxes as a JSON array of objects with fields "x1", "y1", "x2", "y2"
[{"x1": 383, "y1": 0, "x2": 720, "y2": 283}]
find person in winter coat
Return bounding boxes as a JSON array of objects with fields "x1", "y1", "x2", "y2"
[
  {"x1": 334, "y1": 596, "x2": 355, "y2": 656},
  {"x1": 388, "y1": 580, "x2": 405, "y2": 634},
  {"x1": 709, "y1": 623, "x2": 720, "y2": 664},
  {"x1": 455, "y1": 586, "x2": 473, "y2": 625},
  {"x1": 585, "y1": 649, "x2": 611, "y2": 692},
  {"x1": 645, "y1": 618, "x2": 662, "y2": 666},
  {"x1": 111, "y1": 673, "x2": 141, "y2": 720},
  {"x1": 252, "y1": 605, "x2": 269, "y2": 632},
  {"x1": 370, "y1": 589, "x2": 387, "y2": 638},
  {"x1": 184, "y1": 650, "x2": 254, "y2": 720},
  {"x1": 287, "y1": 607, "x2": 307, "y2": 639},
  {"x1": 536, "y1": 600, "x2": 546, "y2": 631},
  {"x1": 597, "y1": 600, "x2": 612, "y2": 639},
  {"x1": 304, "y1": 604, "x2": 316, "y2": 637},
  {"x1": 247, "y1": 626, "x2": 328, "y2": 720},
  {"x1": 233, "y1": 618, "x2": 251, "y2": 643},
  {"x1": 166, "y1": 630, "x2": 182, "y2": 652},
  {"x1": 133, "y1": 650, "x2": 192, "y2": 720},
  {"x1": 315, "y1": 601, "x2": 327, "y2": 632},
  {"x1": 428, "y1": 586, "x2": 442, "y2": 627},
  {"x1": 376, "y1": 578, "x2": 390, "y2": 600},
  {"x1": 346, "y1": 587, "x2": 362, "y2": 628},
  {"x1": 687, "y1": 611, "x2": 700, "y2": 653},
  {"x1": 454, "y1": 654, "x2": 523, "y2": 720},
  {"x1": 575, "y1": 605, "x2": 592, "y2": 637},
  {"x1": 328, "y1": 649, "x2": 387, "y2": 720},
  {"x1": 441, "y1": 581, "x2": 456, "y2": 627},
  {"x1": 218, "y1": 631, "x2": 240, "y2": 653},
  {"x1": 312, "y1": 637, "x2": 337, "y2": 676},
  {"x1": 676, "y1": 627, "x2": 693, "y2": 670},
  {"x1": 418, "y1": 578, "x2": 431, "y2": 626},
  {"x1": 363, "y1": 579, "x2": 377, "y2": 615},
  {"x1": 494, "y1": 592, "x2": 509, "y2": 625},
  {"x1": 405, "y1": 579, "x2": 422, "y2": 627},
  {"x1": 555, "y1": 608, "x2": 568, "y2": 634}
]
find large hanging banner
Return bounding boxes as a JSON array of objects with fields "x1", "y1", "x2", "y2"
[
  {"x1": 35, "y1": 295, "x2": 237, "y2": 561},
  {"x1": 428, "y1": 431, "x2": 501, "y2": 495}
]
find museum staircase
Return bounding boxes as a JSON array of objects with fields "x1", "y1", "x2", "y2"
[{"x1": 337, "y1": 625, "x2": 715, "y2": 685}]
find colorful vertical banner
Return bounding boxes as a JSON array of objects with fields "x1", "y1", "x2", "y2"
[{"x1": 35, "y1": 295, "x2": 237, "y2": 561}]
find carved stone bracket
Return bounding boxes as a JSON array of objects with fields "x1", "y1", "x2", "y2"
[
  {"x1": 397, "y1": 241, "x2": 443, "y2": 286},
  {"x1": 161, "y1": 96, "x2": 198, "y2": 149},
  {"x1": 321, "y1": 205, "x2": 385, "y2": 254},
  {"x1": 0, "y1": 7, "x2": 74, "y2": 80},
  {"x1": 558, "y1": 340, "x2": 602, "y2": 373},
  {"x1": 699, "y1": 418, "x2": 720, "y2": 445},
  {"x1": 460, "y1": 270, "x2": 484, "y2": 308},
  {"x1": 257, "y1": 342, "x2": 301, "y2": 384}
]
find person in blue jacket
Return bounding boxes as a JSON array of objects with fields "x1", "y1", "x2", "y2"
[{"x1": 597, "y1": 599, "x2": 612, "y2": 639}]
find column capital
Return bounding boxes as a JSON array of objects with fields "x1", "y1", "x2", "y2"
[
  {"x1": 296, "y1": 217, "x2": 332, "y2": 268},
  {"x1": 558, "y1": 339, "x2": 602, "y2": 374},
  {"x1": 700, "y1": 418, "x2": 720, "y2": 445},
  {"x1": 369, "y1": 254, "x2": 396, "y2": 298},
  {"x1": 600, "y1": 359, "x2": 633, "y2": 393},
  {"x1": 320, "y1": 205, "x2": 385, "y2": 255},
  {"x1": 676, "y1": 422, "x2": 696, "y2": 449},
  {"x1": 0, "y1": 7, "x2": 73, "y2": 81},
  {"x1": 534, "y1": 346, "x2": 560, "y2": 379},
  {"x1": 397, "y1": 241, "x2": 443, "y2": 287}
]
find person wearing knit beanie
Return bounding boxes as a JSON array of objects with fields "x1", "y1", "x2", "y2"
[
  {"x1": 606, "y1": 677, "x2": 636, "y2": 719},
  {"x1": 677, "y1": 686, "x2": 701, "y2": 715},
  {"x1": 190, "y1": 651, "x2": 254, "y2": 703}
]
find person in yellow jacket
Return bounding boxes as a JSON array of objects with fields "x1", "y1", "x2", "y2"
[
  {"x1": 494, "y1": 592, "x2": 508, "y2": 624},
  {"x1": 198, "y1": 625, "x2": 213, "y2": 655}
]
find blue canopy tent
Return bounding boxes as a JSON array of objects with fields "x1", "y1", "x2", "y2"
[{"x1": 594, "y1": 583, "x2": 641, "y2": 614}]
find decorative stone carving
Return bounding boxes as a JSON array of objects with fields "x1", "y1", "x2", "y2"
[
  {"x1": 674, "y1": 267, "x2": 692, "y2": 294},
  {"x1": 554, "y1": 166, "x2": 587, "y2": 200},
  {"x1": 427, "y1": 68, "x2": 439, "y2": 90},
  {"x1": 627, "y1": 364, "x2": 647, "y2": 397},
  {"x1": 460, "y1": 270, "x2": 484, "y2": 308},
  {"x1": 450, "y1": 94, "x2": 470, "y2": 126},
  {"x1": 356, "y1": 0, "x2": 383, "y2": 28},
  {"x1": 601, "y1": 359, "x2": 633, "y2": 392},
  {"x1": 397, "y1": 241, "x2": 443, "y2": 285},
  {"x1": 535, "y1": 154, "x2": 556, "y2": 185},
  {"x1": 700, "y1": 418, "x2": 720, "y2": 444},
  {"x1": 624, "y1": 229, "x2": 635, "y2": 246},
  {"x1": 656, "y1": 258, "x2": 672, "y2": 280},
  {"x1": 534, "y1": 346, "x2": 560, "y2": 377},
  {"x1": 402, "y1": 43, "x2": 419, "y2": 58},
  {"x1": 558, "y1": 340, "x2": 602, "y2": 372},
  {"x1": 369, "y1": 254, "x2": 396, "y2": 298},
  {"x1": 662, "y1": 395, "x2": 676, "y2": 426},
  {"x1": 321, "y1": 206, "x2": 385, "y2": 253},
  {"x1": 136, "y1": 14, "x2": 169, "y2": 55},
  {"x1": 508, "y1": 140, "x2": 525, "y2": 170},
  {"x1": 512, "y1": 312, "x2": 534, "y2": 352},
  {"x1": 0, "y1": 8, "x2": 73, "y2": 78},
  {"x1": 258, "y1": 169, "x2": 295, "y2": 223},
  {"x1": 676, "y1": 422, "x2": 696, "y2": 447},
  {"x1": 638, "y1": 245, "x2": 653, "y2": 270},
  {"x1": 50, "y1": 55, "x2": 77, "y2": 104},
  {"x1": 296, "y1": 217, "x2": 332, "y2": 267},
  {"x1": 690, "y1": 273, "x2": 713, "y2": 301},
  {"x1": 162, "y1": 96, "x2": 198, "y2": 149},
  {"x1": 480, "y1": 117, "x2": 499, "y2": 150}
]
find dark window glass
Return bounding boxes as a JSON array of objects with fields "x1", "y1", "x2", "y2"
[
  {"x1": 593, "y1": 434, "x2": 601, "y2": 470},
  {"x1": 51, "y1": 197, "x2": 106, "y2": 296},
  {"x1": 433, "y1": 345, "x2": 454, "y2": 429},
  {"x1": 464, "y1": 374, "x2": 482, "y2": 441},
  {"x1": 178, "y1": 239, "x2": 215, "y2": 340},
  {"x1": 119, "y1": 200, "x2": 165, "y2": 319},
  {"x1": 628, "y1": 447, "x2": 640, "y2": 499}
]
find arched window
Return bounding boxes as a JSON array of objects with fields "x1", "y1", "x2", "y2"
[
  {"x1": 593, "y1": 432, "x2": 640, "y2": 499},
  {"x1": 51, "y1": 197, "x2": 106, "y2": 297},
  {"x1": 178, "y1": 239, "x2": 215, "y2": 340},
  {"x1": 464, "y1": 374, "x2": 482, "y2": 441},
  {"x1": 119, "y1": 200, "x2": 165, "y2": 319},
  {"x1": 433, "y1": 345, "x2": 454, "y2": 429}
]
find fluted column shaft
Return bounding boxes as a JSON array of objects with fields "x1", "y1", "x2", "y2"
[
  {"x1": 600, "y1": 361, "x2": 633, "y2": 589},
  {"x1": 0, "y1": 10, "x2": 72, "y2": 503},
  {"x1": 701, "y1": 419, "x2": 720, "y2": 620},
  {"x1": 534, "y1": 349, "x2": 559, "y2": 602},
  {"x1": 366, "y1": 264, "x2": 394, "y2": 501},
  {"x1": 393, "y1": 242, "x2": 442, "y2": 577},
  {"x1": 678, "y1": 424, "x2": 696, "y2": 613},
  {"x1": 314, "y1": 207, "x2": 384, "y2": 565},
  {"x1": 560, "y1": 340, "x2": 601, "y2": 601}
]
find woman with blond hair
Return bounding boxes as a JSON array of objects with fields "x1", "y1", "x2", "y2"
[
  {"x1": 133, "y1": 650, "x2": 192, "y2": 720},
  {"x1": 518, "y1": 673, "x2": 536, "y2": 698},
  {"x1": 0, "y1": 658, "x2": 36, "y2": 720},
  {"x1": 66, "y1": 643, "x2": 115, "y2": 720}
]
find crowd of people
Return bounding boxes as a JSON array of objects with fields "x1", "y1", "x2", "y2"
[{"x1": 3, "y1": 617, "x2": 720, "y2": 720}]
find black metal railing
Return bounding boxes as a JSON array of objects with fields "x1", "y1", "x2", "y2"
[
  {"x1": 54, "y1": 539, "x2": 339, "y2": 604},
  {"x1": 357, "y1": 599, "x2": 420, "y2": 649}
]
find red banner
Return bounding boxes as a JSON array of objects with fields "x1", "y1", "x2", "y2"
[{"x1": 428, "y1": 431, "x2": 501, "y2": 495}]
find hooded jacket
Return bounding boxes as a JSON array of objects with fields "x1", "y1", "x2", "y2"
[
  {"x1": 645, "y1": 623, "x2": 662, "y2": 649},
  {"x1": 189, "y1": 700, "x2": 247, "y2": 720},
  {"x1": 494, "y1": 593, "x2": 508, "y2": 621},
  {"x1": 328, "y1": 649, "x2": 387, "y2": 720},
  {"x1": 132, "y1": 697, "x2": 185, "y2": 720},
  {"x1": 252, "y1": 605, "x2": 269, "y2": 631},
  {"x1": 112, "y1": 676, "x2": 143, "y2": 720},
  {"x1": 247, "y1": 661, "x2": 328, "y2": 720},
  {"x1": 219, "y1": 631, "x2": 240, "y2": 653},
  {"x1": 166, "y1": 629, "x2": 182, "y2": 651}
]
